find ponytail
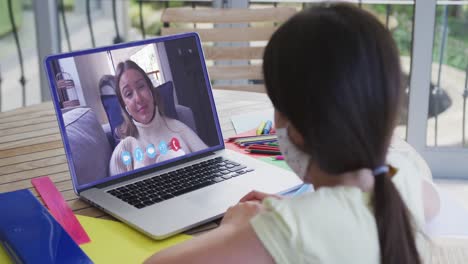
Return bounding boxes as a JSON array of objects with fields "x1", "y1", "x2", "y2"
[{"x1": 372, "y1": 172, "x2": 421, "y2": 264}]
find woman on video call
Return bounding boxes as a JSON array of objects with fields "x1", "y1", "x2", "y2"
[{"x1": 109, "y1": 60, "x2": 207, "y2": 176}]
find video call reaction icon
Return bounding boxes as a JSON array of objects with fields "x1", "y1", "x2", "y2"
[
  {"x1": 156, "y1": 138, "x2": 181, "y2": 156},
  {"x1": 123, "y1": 138, "x2": 182, "y2": 165},
  {"x1": 121, "y1": 151, "x2": 132, "y2": 166},
  {"x1": 158, "y1": 140, "x2": 168, "y2": 155},
  {"x1": 169, "y1": 137, "x2": 181, "y2": 151},
  {"x1": 146, "y1": 144, "x2": 157, "y2": 159},
  {"x1": 134, "y1": 147, "x2": 144, "y2": 162}
]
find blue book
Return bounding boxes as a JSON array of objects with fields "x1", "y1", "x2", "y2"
[{"x1": 0, "y1": 189, "x2": 92, "y2": 264}]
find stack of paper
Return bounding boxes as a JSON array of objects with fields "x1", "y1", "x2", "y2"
[{"x1": 231, "y1": 110, "x2": 274, "y2": 134}]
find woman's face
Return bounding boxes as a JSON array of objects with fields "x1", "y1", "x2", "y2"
[{"x1": 119, "y1": 69, "x2": 155, "y2": 124}]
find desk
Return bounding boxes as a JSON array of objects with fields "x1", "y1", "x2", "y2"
[
  {"x1": 0, "y1": 89, "x2": 437, "y2": 216},
  {"x1": 0, "y1": 88, "x2": 432, "y2": 220},
  {"x1": 2, "y1": 89, "x2": 468, "y2": 260},
  {"x1": 0, "y1": 90, "x2": 272, "y2": 222}
]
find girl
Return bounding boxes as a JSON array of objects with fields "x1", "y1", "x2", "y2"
[{"x1": 145, "y1": 4, "x2": 439, "y2": 263}]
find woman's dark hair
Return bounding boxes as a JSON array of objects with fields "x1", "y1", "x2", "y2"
[
  {"x1": 263, "y1": 4, "x2": 420, "y2": 264},
  {"x1": 115, "y1": 60, "x2": 165, "y2": 138}
]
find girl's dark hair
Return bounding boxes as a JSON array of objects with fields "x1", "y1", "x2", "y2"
[
  {"x1": 263, "y1": 4, "x2": 420, "y2": 264},
  {"x1": 115, "y1": 60, "x2": 165, "y2": 138}
]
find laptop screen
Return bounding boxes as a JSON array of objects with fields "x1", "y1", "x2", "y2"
[{"x1": 45, "y1": 33, "x2": 224, "y2": 191}]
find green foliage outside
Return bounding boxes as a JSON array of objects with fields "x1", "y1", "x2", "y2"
[
  {"x1": 1, "y1": 0, "x2": 75, "y2": 37},
  {"x1": 432, "y1": 9, "x2": 468, "y2": 72},
  {"x1": 367, "y1": 4, "x2": 468, "y2": 71},
  {"x1": 130, "y1": 2, "x2": 467, "y2": 71},
  {"x1": 129, "y1": 1, "x2": 187, "y2": 36},
  {"x1": 22, "y1": 0, "x2": 74, "y2": 11},
  {"x1": 3, "y1": 1, "x2": 465, "y2": 70},
  {"x1": 0, "y1": 0, "x2": 23, "y2": 37}
]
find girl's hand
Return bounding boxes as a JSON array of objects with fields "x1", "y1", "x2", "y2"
[
  {"x1": 221, "y1": 201, "x2": 264, "y2": 228},
  {"x1": 239, "y1": 190, "x2": 282, "y2": 203}
]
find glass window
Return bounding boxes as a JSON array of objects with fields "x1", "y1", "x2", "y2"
[
  {"x1": 427, "y1": 1, "x2": 468, "y2": 147},
  {"x1": 0, "y1": 0, "x2": 39, "y2": 111}
]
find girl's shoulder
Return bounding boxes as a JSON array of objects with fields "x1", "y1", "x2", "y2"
[
  {"x1": 251, "y1": 189, "x2": 379, "y2": 263},
  {"x1": 265, "y1": 186, "x2": 373, "y2": 221}
]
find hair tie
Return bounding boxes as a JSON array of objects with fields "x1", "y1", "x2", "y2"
[{"x1": 373, "y1": 165, "x2": 389, "y2": 176}]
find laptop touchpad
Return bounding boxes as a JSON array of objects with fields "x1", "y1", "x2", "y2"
[{"x1": 186, "y1": 181, "x2": 247, "y2": 211}]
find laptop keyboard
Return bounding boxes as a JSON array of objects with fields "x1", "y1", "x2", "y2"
[{"x1": 107, "y1": 157, "x2": 253, "y2": 209}]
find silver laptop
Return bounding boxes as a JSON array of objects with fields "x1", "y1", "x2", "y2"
[{"x1": 45, "y1": 32, "x2": 302, "y2": 239}]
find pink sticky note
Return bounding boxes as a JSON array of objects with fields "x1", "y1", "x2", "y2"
[{"x1": 31, "y1": 176, "x2": 91, "y2": 245}]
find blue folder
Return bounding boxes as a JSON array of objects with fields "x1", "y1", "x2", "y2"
[{"x1": 0, "y1": 189, "x2": 92, "y2": 264}]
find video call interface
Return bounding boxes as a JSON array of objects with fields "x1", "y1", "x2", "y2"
[{"x1": 49, "y1": 36, "x2": 221, "y2": 187}]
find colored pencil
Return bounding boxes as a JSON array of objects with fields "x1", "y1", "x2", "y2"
[
  {"x1": 292, "y1": 184, "x2": 311, "y2": 196},
  {"x1": 262, "y1": 120, "x2": 273, "y2": 135},
  {"x1": 235, "y1": 135, "x2": 277, "y2": 143},
  {"x1": 226, "y1": 134, "x2": 275, "y2": 142},
  {"x1": 227, "y1": 133, "x2": 277, "y2": 142},
  {"x1": 245, "y1": 149, "x2": 282, "y2": 155},
  {"x1": 239, "y1": 140, "x2": 278, "y2": 147},
  {"x1": 246, "y1": 144, "x2": 280, "y2": 150},
  {"x1": 256, "y1": 121, "x2": 266, "y2": 135},
  {"x1": 247, "y1": 147, "x2": 280, "y2": 152}
]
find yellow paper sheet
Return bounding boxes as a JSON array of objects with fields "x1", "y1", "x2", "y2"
[
  {"x1": 78, "y1": 215, "x2": 192, "y2": 263},
  {"x1": 0, "y1": 215, "x2": 192, "y2": 264},
  {"x1": 0, "y1": 245, "x2": 12, "y2": 264}
]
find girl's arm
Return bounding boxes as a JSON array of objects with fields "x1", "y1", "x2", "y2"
[{"x1": 144, "y1": 202, "x2": 275, "y2": 264}]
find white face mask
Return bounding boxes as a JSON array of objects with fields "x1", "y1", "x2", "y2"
[{"x1": 276, "y1": 124, "x2": 310, "y2": 180}]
